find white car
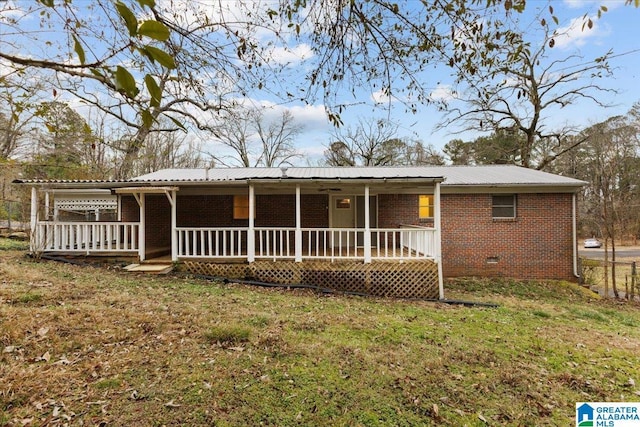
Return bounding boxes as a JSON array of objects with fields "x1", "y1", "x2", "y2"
[{"x1": 584, "y1": 238, "x2": 602, "y2": 248}]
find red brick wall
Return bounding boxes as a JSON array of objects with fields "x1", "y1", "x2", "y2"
[
  {"x1": 378, "y1": 194, "x2": 434, "y2": 228},
  {"x1": 378, "y1": 192, "x2": 575, "y2": 280},
  {"x1": 120, "y1": 196, "x2": 139, "y2": 221},
  {"x1": 175, "y1": 194, "x2": 328, "y2": 227},
  {"x1": 119, "y1": 190, "x2": 576, "y2": 280},
  {"x1": 440, "y1": 193, "x2": 575, "y2": 280}
]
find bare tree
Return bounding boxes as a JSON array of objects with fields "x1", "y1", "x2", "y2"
[
  {"x1": 438, "y1": 24, "x2": 615, "y2": 169},
  {"x1": 324, "y1": 118, "x2": 443, "y2": 166},
  {"x1": 255, "y1": 110, "x2": 303, "y2": 167},
  {"x1": 577, "y1": 113, "x2": 640, "y2": 298},
  {"x1": 209, "y1": 106, "x2": 302, "y2": 168},
  {"x1": 0, "y1": 69, "x2": 47, "y2": 160},
  {"x1": 130, "y1": 127, "x2": 212, "y2": 175},
  {"x1": 324, "y1": 118, "x2": 400, "y2": 166},
  {"x1": 0, "y1": 0, "x2": 572, "y2": 170}
]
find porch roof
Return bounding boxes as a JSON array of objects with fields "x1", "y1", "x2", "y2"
[{"x1": 13, "y1": 165, "x2": 585, "y2": 191}]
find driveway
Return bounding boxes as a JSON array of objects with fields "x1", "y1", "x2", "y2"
[{"x1": 579, "y1": 246, "x2": 640, "y2": 261}]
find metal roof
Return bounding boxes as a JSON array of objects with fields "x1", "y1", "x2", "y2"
[
  {"x1": 131, "y1": 165, "x2": 585, "y2": 187},
  {"x1": 13, "y1": 165, "x2": 586, "y2": 188}
]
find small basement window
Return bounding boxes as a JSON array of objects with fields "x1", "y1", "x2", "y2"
[
  {"x1": 233, "y1": 195, "x2": 250, "y2": 219},
  {"x1": 492, "y1": 195, "x2": 516, "y2": 219},
  {"x1": 418, "y1": 195, "x2": 434, "y2": 219}
]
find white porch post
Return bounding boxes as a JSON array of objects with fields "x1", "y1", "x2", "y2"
[
  {"x1": 364, "y1": 184, "x2": 372, "y2": 263},
  {"x1": 29, "y1": 187, "x2": 38, "y2": 253},
  {"x1": 169, "y1": 190, "x2": 177, "y2": 262},
  {"x1": 247, "y1": 184, "x2": 255, "y2": 262},
  {"x1": 295, "y1": 184, "x2": 302, "y2": 262},
  {"x1": 138, "y1": 193, "x2": 146, "y2": 261},
  {"x1": 434, "y1": 181, "x2": 444, "y2": 299},
  {"x1": 44, "y1": 192, "x2": 50, "y2": 221}
]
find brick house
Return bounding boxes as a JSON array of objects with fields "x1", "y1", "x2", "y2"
[{"x1": 15, "y1": 165, "x2": 585, "y2": 299}]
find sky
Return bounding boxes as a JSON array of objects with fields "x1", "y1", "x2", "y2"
[
  {"x1": 278, "y1": 0, "x2": 640, "y2": 164},
  {"x1": 1, "y1": 0, "x2": 640, "y2": 166}
]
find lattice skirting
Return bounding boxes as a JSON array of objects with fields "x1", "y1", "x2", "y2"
[{"x1": 182, "y1": 260, "x2": 440, "y2": 299}]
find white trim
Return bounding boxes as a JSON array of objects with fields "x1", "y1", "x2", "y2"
[
  {"x1": 434, "y1": 182, "x2": 444, "y2": 299},
  {"x1": 247, "y1": 185, "x2": 255, "y2": 262},
  {"x1": 295, "y1": 185, "x2": 302, "y2": 262},
  {"x1": 171, "y1": 189, "x2": 178, "y2": 262},
  {"x1": 30, "y1": 187, "x2": 38, "y2": 253},
  {"x1": 364, "y1": 185, "x2": 371, "y2": 263},
  {"x1": 138, "y1": 194, "x2": 145, "y2": 261}
]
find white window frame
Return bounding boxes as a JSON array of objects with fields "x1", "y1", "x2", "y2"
[{"x1": 492, "y1": 194, "x2": 516, "y2": 219}]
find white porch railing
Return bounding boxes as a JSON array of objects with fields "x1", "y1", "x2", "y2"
[
  {"x1": 175, "y1": 226, "x2": 437, "y2": 261},
  {"x1": 35, "y1": 221, "x2": 139, "y2": 252},
  {"x1": 176, "y1": 227, "x2": 248, "y2": 258}
]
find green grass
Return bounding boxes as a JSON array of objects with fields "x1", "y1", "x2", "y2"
[
  {"x1": 1, "y1": 251, "x2": 639, "y2": 426},
  {"x1": 0, "y1": 236, "x2": 29, "y2": 251},
  {"x1": 203, "y1": 325, "x2": 251, "y2": 345}
]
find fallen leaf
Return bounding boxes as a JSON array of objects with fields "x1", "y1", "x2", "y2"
[
  {"x1": 165, "y1": 400, "x2": 181, "y2": 408},
  {"x1": 432, "y1": 403, "x2": 439, "y2": 417},
  {"x1": 54, "y1": 356, "x2": 71, "y2": 365},
  {"x1": 38, "y1": 327, "x2": 50, "y2": 337},
  {"x1": 3, "y1": 346, "x2": 16, "y2": 353},
  {"x1": 37, "y1": 351, "x2": 51, "y2": 362},
  {"x1": 478, "y1": 413, "x2": 488, "y2": 423}
]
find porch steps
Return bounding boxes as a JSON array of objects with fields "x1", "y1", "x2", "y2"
[{"x1": 124, "y1": 263, "x2": 173, "y2": 275}]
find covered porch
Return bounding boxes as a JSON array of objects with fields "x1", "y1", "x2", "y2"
[{"x1": 25, "y1": 169, "x2": 445, "y2": 298}]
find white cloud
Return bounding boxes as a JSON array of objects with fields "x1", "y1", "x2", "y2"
[
  {"x1": 429, "y1": 84, "x2": 455, "y2": 102},
  {"x1": 257, "y1": 101, "x2": 330, "y2": 132},
  {"x1": 371, "y1": 89, "x2": 401, "y2": 104},
  {"x1": 0, "y1": 0, "x2": 31, "y2": 19},
  {"x1": 563, "y1": 0, "x2": 625, "y2": 10},
  {"x1": 266, "y1": 44, "x2": 314, "y2": 66},
  {"x1": 552, "y1": 14, "x2": 608, "y2": 49}
]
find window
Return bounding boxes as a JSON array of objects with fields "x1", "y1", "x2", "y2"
[
  {"x1": 492, "y1": 195, "x2": 516, "y2": 218},
  {"x1": 335, "y1": 198, "x2": 352, "y2": 209},
  {"x1": 233, "y1": 195, "x2": 249, "y2": 219},
  {"x1": 419, "y1": 195, "x2": 434, "y2": 219}
]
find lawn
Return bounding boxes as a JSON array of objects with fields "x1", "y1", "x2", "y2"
[{"x1": 1, "y1": 240, "x2": 640, "y2": 426}]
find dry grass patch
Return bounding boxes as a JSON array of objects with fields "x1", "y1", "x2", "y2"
[{"x1": 2, "y1": 245, "x2": 640, "y2": 426}]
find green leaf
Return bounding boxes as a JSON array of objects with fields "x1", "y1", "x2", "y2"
[
  {"x1": 90, "y1": 68, "x2": 104, "y2": 79},
  {"x1": 143, "y1": 45, "x2": 176, "y2": 69},
  {"x1": 37, "y1": 0, "x2": 54, "y2": 7},
  {"x1": 137, "y1": 0, "x2": 156, "y2": 8},
  {"x1": 72, "y1": 35, "x2": 86, "y2": 64},
  {"x1": 115, "y1": 1, "x2": 138, "y2": 37},
  {"x1": 138, "y1": 20, "x2": 170, "y2": 41},
  {"x1": 144, "y1": 74, "x2": 162, "y2": 107},
  {"x1": 141, "y1": 108, "x2": 154, "y2": 129},
  {"x1": 115, "y1": 66, "x2": 139, "y2": 98},
  {"x1": 168, "y1": 115, "x2": 186, "y2": 131}
]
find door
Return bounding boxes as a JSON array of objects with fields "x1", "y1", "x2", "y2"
[
  {"x1": 356, "y1": 195, "x2": 377, "y2": 247},
  {"x1": 330, "y1": 195, "x2": 355, "y2": 247}
]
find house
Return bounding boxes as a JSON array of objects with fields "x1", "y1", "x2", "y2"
[{"x1": 14, "y1": 165, "x2": 585, "y2": 299}]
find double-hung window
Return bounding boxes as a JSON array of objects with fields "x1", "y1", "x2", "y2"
[
  {"x1": 418, "y1": 195, "x2": 434, "y2": 219},
  {"x1": 492, "y1": 195, "x2": 516, "y2": 219},
  {"x1": 233, "y1": 195, "x2": 250, "y2": 219}
]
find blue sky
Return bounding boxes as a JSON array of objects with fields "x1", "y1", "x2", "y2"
[
  {"x1": 277, "y1": 0, "x2": 640, "y2": 164},
  {"x1": 1, "y1": 0, "x2": 639, "y2": 166}
]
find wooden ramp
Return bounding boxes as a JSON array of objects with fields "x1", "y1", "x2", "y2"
[{"x1": 124, "y1": 263, "x2": 173, "y2": 275}]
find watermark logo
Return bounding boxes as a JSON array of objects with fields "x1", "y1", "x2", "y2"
[{"x1": 576, "y1": 402, "x2": 640, "y2": 427}]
